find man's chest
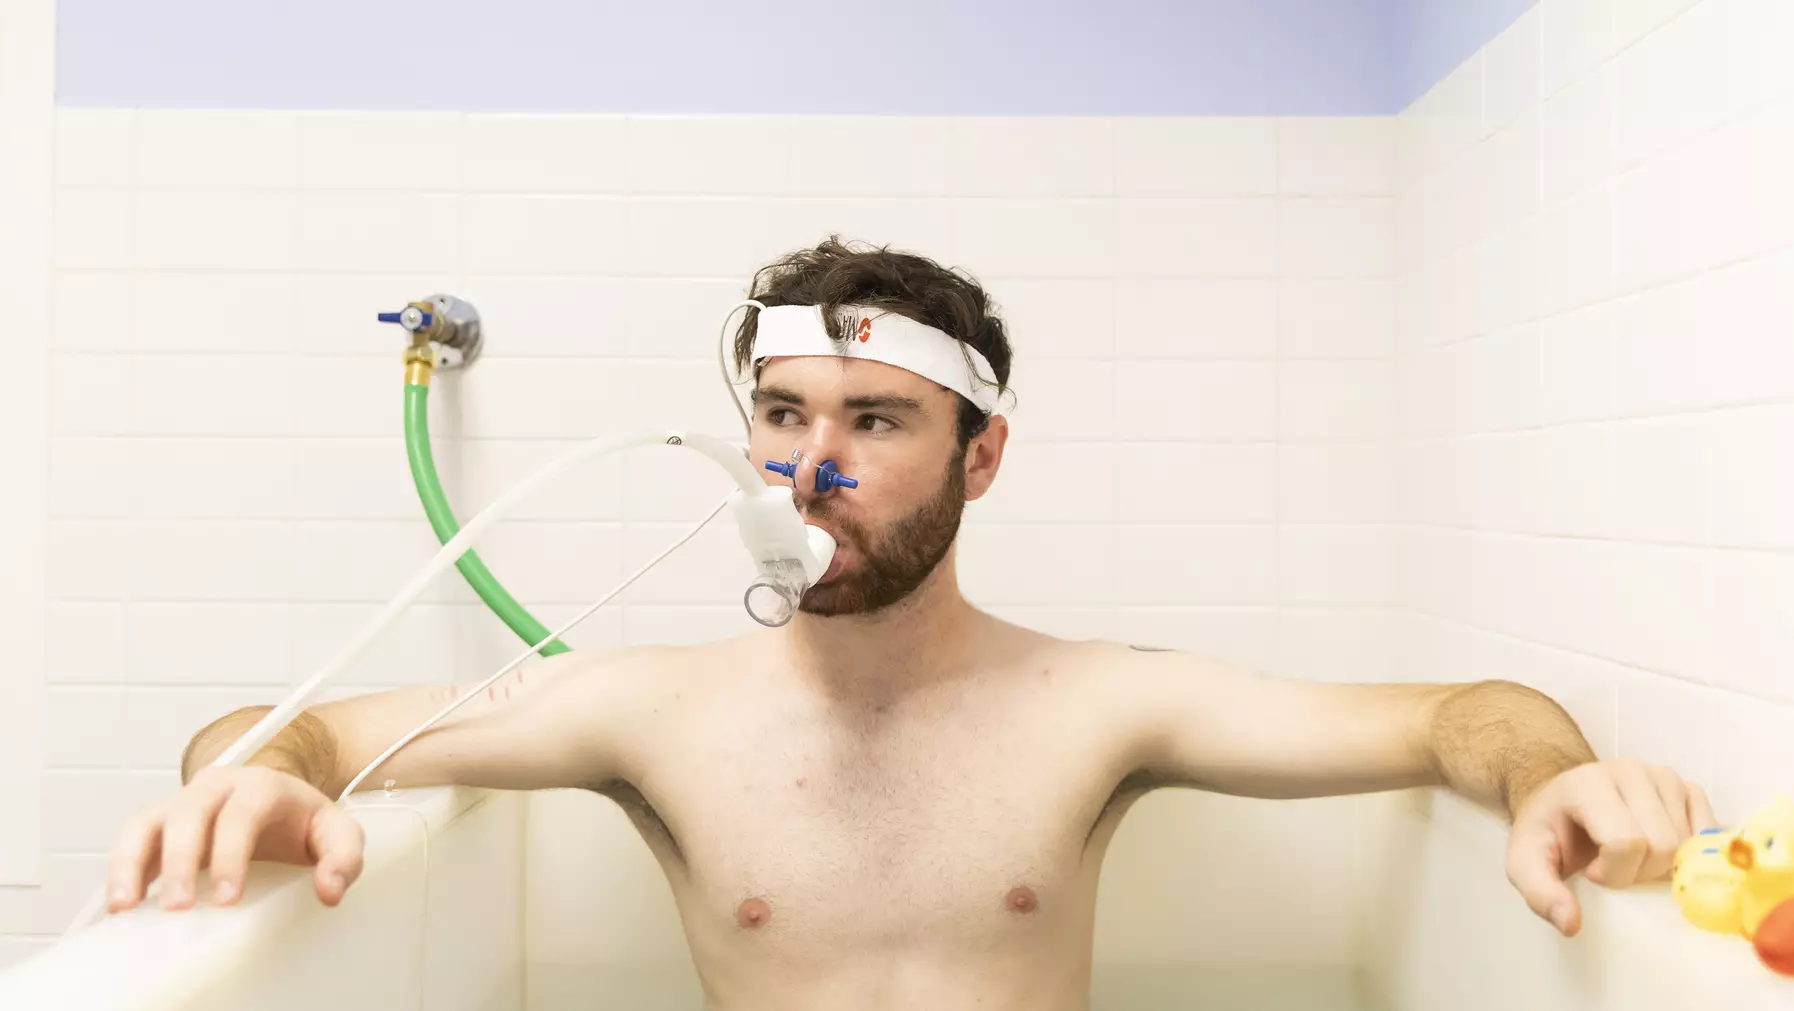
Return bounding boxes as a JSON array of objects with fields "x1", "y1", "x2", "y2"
[{"x1": 628, "y1": 689, "x2": 1132, "y2": 944}]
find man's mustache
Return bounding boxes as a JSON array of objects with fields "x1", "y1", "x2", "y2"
[{"x1": 799, "y1": 497, "x2": 868, "y2": 547}]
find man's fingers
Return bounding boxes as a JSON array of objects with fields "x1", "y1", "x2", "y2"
[
  {"x1": 207, "y1": 788, "x2": 282, "y2": 905},
  {"x1": 106, "y1": 808, "x2": 166, "y2": 912},
  {"x1": 1568, "y1": 774, "x2": 1650, "y2": 888},
  {"x1": 1612, "y1": 762, "x2": 1681, "y2": 880},
  {"x1": 1506, "y1": 826, "x2": 1581, "y2": 936},
  {"x1": 309, "y1": 807, "x2": 365, "y2": 907},
  {"x1": 1687, "y1": 781, "x2": 1719, "y2": 832},
  {"x1": 1648, "y1": 766, "x2": 1693, "y2": 839},
  {"x1": 157, "y1": 780, "x2": 233, "y2": 910},
  {"x1": 107, "y1": 766, "x2": 356, "y2": 918},
  {"x1": 1508, "y1": 760, "x2": 1713, "y2": 931}
]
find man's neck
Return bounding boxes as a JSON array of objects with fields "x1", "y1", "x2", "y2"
[{"x1": 780, "y1": 554, "x2": 985, "y2": 705}]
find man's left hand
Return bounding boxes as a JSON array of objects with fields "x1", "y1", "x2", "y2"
[{"x1": 1502, "y1": 757, "x2": 1716, "y2": 937}]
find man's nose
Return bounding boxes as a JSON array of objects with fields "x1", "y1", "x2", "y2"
[{"x1": 768, "y1": 454, "x2": 860, "y2": 497}]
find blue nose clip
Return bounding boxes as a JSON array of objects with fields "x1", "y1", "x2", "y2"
[
  {"x1": 765, "y1": 458, "x2": 859, "y2": 493},
  {"x1": 815, "y1": 460, "x2": 858, "y2": 492}
]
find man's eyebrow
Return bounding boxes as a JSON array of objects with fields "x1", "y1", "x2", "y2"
[
  {"x1": 845, "y1": 393, "x2": 928, "y2": 414},
  {"x1": 751, "y1": 385, "x2": 804, "y2": 406},
  {"x1": 751, "y1": 387, "x2": 930, "y2": 415}
]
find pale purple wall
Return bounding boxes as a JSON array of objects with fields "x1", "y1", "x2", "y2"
[
  {"x1": 54, "y1": 0, "x2": 1536, "y2": 114},
  {"x1": 1396, "y1": 0, "x2": 1538, "y2": 104}
]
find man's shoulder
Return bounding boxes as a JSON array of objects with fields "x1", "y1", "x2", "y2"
[
  {"x1": 980, "y1": 626, "x2": 1177, "y2": 688},
  {"x1": 1015, "y1": 630, "x2": 1189, "y2": 665},
  {"x1": 1020, "y1": 634, "x2": 1251, "y2": 693},
  {"x1": 533, "y1": 639, "x2": 706, "y2": 676},
  {"x1": 528, "y1": 633, "x2": 764, "y2": 691}
]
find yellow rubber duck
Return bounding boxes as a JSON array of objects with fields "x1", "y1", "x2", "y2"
[
  {"x1": 1674, "y1": 827, "x2": 1746, "y2": 933},
  {"x1": 1729, "y1": 796, "x2": 1794, "y2": 939}
]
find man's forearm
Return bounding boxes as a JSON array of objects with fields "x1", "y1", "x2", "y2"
[
  {"x1": 1425, "y1": 680, "x2": 1597, "y2": 819},
  {"x1": 180, "y1": 705, "x2": 342, "y2": 793}
]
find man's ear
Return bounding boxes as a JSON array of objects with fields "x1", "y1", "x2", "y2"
[{"x1": 962, "y1": 416, "x2": 1009, "y2": 501}]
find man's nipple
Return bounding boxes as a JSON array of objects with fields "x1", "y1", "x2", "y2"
[
  {"x1": 736, "y1": 897, "x2": 772, "y2": 929},
  {"x1": 1005, "y1": 886, "x2": 1039, "y2": 915}
]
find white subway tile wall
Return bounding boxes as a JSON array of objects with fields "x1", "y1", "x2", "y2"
[
  {"x1": 1395, "y1": 0, "x2": 1794, "y2": 832},
  {"x1": 21, "y1": 106, "x2": 1397, "y2": 954}
]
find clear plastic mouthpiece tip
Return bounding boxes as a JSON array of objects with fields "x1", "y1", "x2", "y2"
[{"x1": 744, "y1": 578, "x2": 799, "y2": 627}]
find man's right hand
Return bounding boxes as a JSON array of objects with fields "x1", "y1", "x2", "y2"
[
  {"x1": 106, "y1": 658, "x2": 627, "y2": 915},
  {"x1": 106, "y1": 765, "x2": 365, "y2": 913}
]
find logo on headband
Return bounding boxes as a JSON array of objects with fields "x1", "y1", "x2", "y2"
[{"x1": 832, "y1": 308, "x2": 875, "y2": 345}]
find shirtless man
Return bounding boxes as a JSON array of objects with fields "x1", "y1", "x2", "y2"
[{"x1": 107, "y1": 238, "x2": 1716, "y2": 1011}]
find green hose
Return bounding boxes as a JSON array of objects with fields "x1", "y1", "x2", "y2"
[{"x1": 404, "y1": 382, "x2": 570, "y2": 656}]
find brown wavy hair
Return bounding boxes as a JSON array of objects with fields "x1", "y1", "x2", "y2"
[{"x1": 732, "y1": 236, "x2": 1014, "y2": 446}]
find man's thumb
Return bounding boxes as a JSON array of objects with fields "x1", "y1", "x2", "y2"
[{"x1": 1507, "y1": 838, "x2": 1580, "y2": 936}]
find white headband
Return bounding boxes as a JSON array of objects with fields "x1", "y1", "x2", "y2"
[{"x1": 750, "y1": 304, "x2": 1003, "y2": 415}]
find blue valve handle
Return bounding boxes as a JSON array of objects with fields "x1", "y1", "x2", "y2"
[
  {"x1": 377, "y1": 309, "x2": 435, "y2": 328},
  {"x1": 765, "y1": 458, "x2": 859, "y2": 493}
]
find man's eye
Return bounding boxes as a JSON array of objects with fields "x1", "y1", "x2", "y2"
[
  {"x1": 766, "y1": 408, "x2": 801, "y2": 426},
  {"x1": 860, "y1": 415, "x2": 896, "y2": 433}
]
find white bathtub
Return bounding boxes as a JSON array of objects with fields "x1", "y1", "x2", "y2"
[{"x1": 2, "y1": 785, "x2": 1789, "y2": 1010}]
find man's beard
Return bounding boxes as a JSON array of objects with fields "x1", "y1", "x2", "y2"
[{"x1": 798, "y1": 450, "x2": 966, "y2": 617}]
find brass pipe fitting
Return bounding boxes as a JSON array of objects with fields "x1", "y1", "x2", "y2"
[{"x1": 381, "y1": 295, "x2": 482, "y2": 383}]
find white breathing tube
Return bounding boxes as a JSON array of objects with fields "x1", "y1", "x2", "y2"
[
  {"x1": 63, "y1": 299, "x2": 835, "y2": 936},
  {"x1": 216, "y1": 427, "x2": 815, "y2": 770},
  {"x1": 336, "y1": 490, "x2": 732, "y2": 800}
]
